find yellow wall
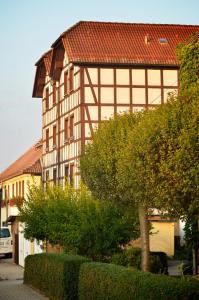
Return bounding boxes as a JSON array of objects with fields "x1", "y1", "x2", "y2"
[{"x1": 150, "y1": 221, "x2": 175, "y2": 256}]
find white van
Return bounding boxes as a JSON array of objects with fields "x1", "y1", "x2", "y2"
[{"x1": 0, "y1": 227, "x2": 12, "y2": 258}]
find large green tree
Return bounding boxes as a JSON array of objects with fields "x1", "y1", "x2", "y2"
[{"x1": 80, "y1": 113, "x2": 155, "y2": 271}]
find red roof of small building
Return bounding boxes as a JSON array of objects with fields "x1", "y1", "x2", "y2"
[
  {"x1": 33, "y1": 21, "x2": 199, "y2": 97},
  {"x1": 0, "y1": 140, "x2": 42, "y2": 182}
]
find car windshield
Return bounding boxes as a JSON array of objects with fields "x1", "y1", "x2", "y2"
[{"x1": 0, "y1": 228, "x2": 10, "y2": 238}]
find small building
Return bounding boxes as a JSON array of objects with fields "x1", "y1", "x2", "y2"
[{"x1": 0, "y1": 140, "x2": 42, "y2": 266}]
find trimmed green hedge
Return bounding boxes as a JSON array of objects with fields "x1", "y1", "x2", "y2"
[
  {"x1": 24, "y1": 253, "x2": 90, "y2": 300},
  {"x1": 78, "y1": 262, "x2": 199, "y2": 300}
]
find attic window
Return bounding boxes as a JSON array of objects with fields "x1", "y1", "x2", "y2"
[{"x1": 159, "y1": 38, "x2": 168, "y2": 44}]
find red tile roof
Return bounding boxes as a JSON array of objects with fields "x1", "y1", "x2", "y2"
[
  {"x1": 57, "y1": 21, "x2": 199, "y2": 65},
  {"x1": 33, "y1": 21, "x2": 199, "y2": 97},
  {"x1": 0, "y1": 140, "x2": 42, "y2": 182}
]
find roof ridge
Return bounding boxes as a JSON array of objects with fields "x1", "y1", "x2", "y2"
[{"x1": 76, "y1": 20, "x2": 199, "y2": 27}]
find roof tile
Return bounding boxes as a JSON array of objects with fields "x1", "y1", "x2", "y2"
[{"x1": 0, "y1": 140, "x2": 42, "y2": 182}]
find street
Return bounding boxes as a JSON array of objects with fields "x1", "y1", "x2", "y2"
[{"x1": 0, "y1": 256, "x2": 49, "y2": 300}]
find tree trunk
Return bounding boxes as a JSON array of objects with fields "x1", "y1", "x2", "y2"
[
  {"x1": 138, "y1": 204, "x2": 150, "y2": 272},
  {"x1": 192, "y1": 248, "x2": 196, "y2": 275}
]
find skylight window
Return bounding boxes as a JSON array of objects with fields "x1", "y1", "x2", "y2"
[{"x1": 159, "y1": 38, "x2": 168, "y2": 44}]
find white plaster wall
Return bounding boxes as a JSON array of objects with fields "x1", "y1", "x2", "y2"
[
  {"x1": 84, "y1": 68, "x2": 98, "y2": 84},
  {"x1": 163, "y1": 70, "x2": 178, "y2": 86},
  {"x1": 148, "y1": 69, "x2": 161, "y2": 86},
  {"x1": 100, "y1": 68, "x2": 114, "y2": 85},
  {"x1": 116, "y1": 69, "x2": 129, "y2": 85},
  {"x1": 101, "y1": 87, "x2": 114, "y2": 103},
  {"x1": 132, "y1": 69, "x2": 145, "y2": 85},
  {"x1": 101, "y1": 106, "x2": 114, "y2": 120},
  {"x1": 116, "y1": 88, "x2": 130, "y2": 104},
  {"x1": 148, "y1": 88, "x2": 162, "y2": 105},
  {"x1": 132, "y1": 88, "x2": 146, "y2": 104},
  {"x1": 85, "y1": 87, "x2": 98, "y2": 103}
]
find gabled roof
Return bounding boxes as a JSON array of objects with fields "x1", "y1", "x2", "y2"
[
  {"x1": 33, "y1": 21, "x2": 199, "y2": 97},
  {"x1": 0, "y1": 140, "x2": 42, "y2": 182}
]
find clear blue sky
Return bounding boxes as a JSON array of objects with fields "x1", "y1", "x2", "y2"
[{"x1": 0, "y1": 0, "x2": 198, "y2": 172}]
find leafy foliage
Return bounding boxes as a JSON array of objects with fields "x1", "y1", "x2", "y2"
[
  {"x1": 80, "y1": 113, "x2": 141, "y2": 208},
  {"x1": 18, "y1": 183, "x2": 139, "y2": 259},
  {"x1": 177, "y1": 36, "x2": 199, "y2": 92},
  {"x1": 24, "y1": 253, "x2": 90, "y2": 300},
  {"x1": 111, "y1": 248, "x2": 168, "y2": 274},
  {"x1": 79, "y1": 262, "x2": 199, "y2": 300},
  {"x1": 184, "y1": 215, "x2": 199, "y2": 252}
]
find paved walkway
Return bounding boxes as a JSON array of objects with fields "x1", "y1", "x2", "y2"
[
  {"x1": 168, "y1": 260, "x2": 183, "y2": 276},
  {"x1": 0, "y1": 257, "x2": 49, "y2": 300}
]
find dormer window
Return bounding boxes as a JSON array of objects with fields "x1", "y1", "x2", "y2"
[{"x1": 159, "y1": 38, "x2": 168, "y2": 44}]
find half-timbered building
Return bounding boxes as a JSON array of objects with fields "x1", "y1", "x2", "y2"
[{"x1": 32, "y1": 21, "x2": 199, "y2": 189}]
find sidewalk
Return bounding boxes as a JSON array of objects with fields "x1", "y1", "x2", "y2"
[
  {"x1": 167, "y1": 259, "x2": 181, "y2": 276},
  {"x1": 0, "y1": 257, "x2": 49, "y2": 300}
]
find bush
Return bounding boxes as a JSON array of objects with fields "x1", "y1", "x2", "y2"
[
  {"x1": 150, "y1": 251, "x2": 168, "y2": 274},
  {"x1": 19, "y1": 184, "x2": 139, "y2": 259},
  {"x1": 79, "y1": 262, "x2": 199, "y2": 300},
  {"x1": 24, "y1": 253, "x2": 90, "y2": 300},
  {"x1": 111, "y1": 248, "x2": 167, "y2": 274}
]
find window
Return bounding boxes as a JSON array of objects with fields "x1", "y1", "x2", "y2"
[
  {"x1": 64, "y1": 71, "x2": 68, "y2": 95},
  {"x1": 65, "y1": 165, "x2": 69, "y2": 180},
  {"x1": 0, "y1": 228, "x2": 11, "y2": 238},
  {"x1": 12, "y1": 184, "x2": 14, "y2": 198},
  {"x1": 46, "y1": 87, "x2": 49, "y2": 110},
  {"x1": 46, "y1": 170, "x2": 49, "y2": 182},
  {"x1": 19, "y1": 181, "x2": 21, "y2": 197},
  {"x1": 53, "y1": 82, "x2": 56, "y2": 106},
  {"x1": 46, "y1": 128, "x2": 49, "y2": 150},
  {"x1": 16, "y1": 182, "x2": 18, "y2": 197},
  {"x1": 7, "y1": 185, "x2": 10, "y2": 199},
  {"x1": 70, "y1": 164, "x2": 74, "y2": 187},
  {"x1": 64, "y1": 118, "x2": 69, "y2": 142},
  {"x1": 53, "y1": 169, "x2": 57, "y2": 185},
  {"x1": 22, "y1": 181, "x2": 24, "y2": 197},
  {"x1": 69, "y1": 67, "x2": 74, "y2": 91},
  {"x1": 70, "y1": 115, "x2": 74, "y2": 138},
  {"x1": 4, "y1": 186, "x2": 7, "y2": 199},
  {"x1": 53, "y1": 125, "x2": 56, "y2": 147}
]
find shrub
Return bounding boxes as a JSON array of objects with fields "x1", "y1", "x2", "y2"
[
  {"x1": 24, "y1": 253, "x2": 90, "y2": 300},
  {"x1": 150, "y1": 251, "x2": 168, "y2": 274},
  {"x1": 111, "y1": 248, "x2": 167, "y2": 274},
  {"x1": 19, "y1": 183, "x2": 139, "y2": 259},
  {"x1": 79, "y1": 262, "x2": 199, "y2": 300}
]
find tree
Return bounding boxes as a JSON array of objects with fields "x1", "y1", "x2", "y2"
[
  {"x1": 18, "y1": 183, "x2": 139, "y2": 259},
  {"x1": 80, "y1": 113, "x2": 155, "y2": 271}
]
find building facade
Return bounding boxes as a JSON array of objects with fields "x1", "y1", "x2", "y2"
[
  {"x1": 33, "y1": 21, "x2": 199, "y2": 187},
  {"x1": 32, "y1": 21, "x2": 199, "y2": 255},
  {"x1": 0, "y1": 140, "x2": 42, "y2": 266}
]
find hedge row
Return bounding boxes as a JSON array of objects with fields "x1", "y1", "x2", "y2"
[
  {"x1": 24, "y1": 254, "x2": 199, "y2": 300},
  {"x1": 79, "y1": 262, "x2": 199, "y2": 300},
  {"x1": 24, "y1": 253, "x2": 90, "y2": 300}
]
